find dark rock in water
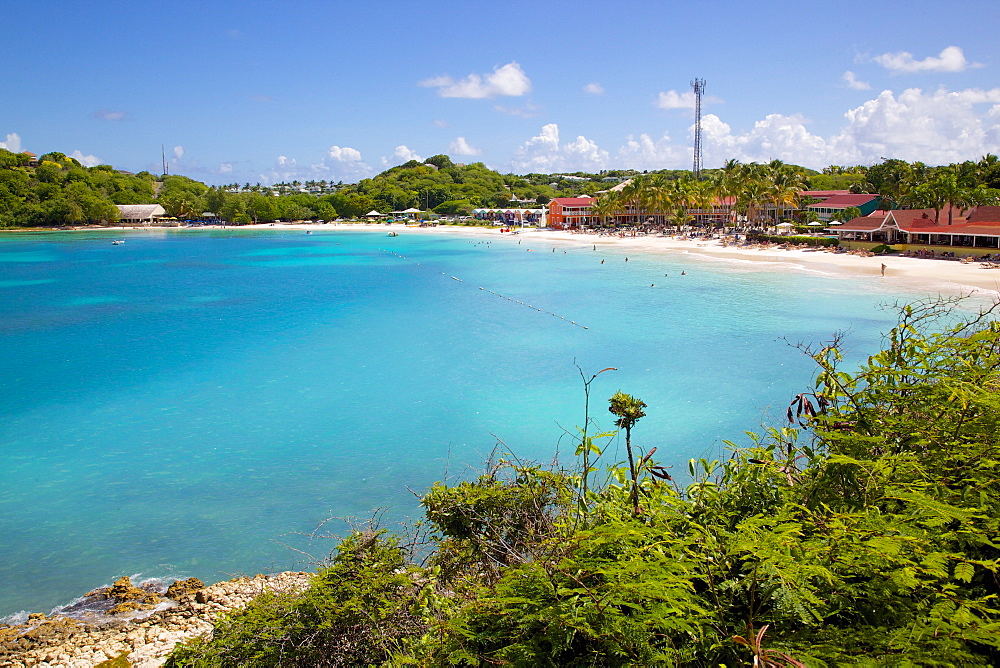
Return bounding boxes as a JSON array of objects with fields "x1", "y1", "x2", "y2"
[{"x1": 167, "y1": 577, "x2": 205, "y2": 600}]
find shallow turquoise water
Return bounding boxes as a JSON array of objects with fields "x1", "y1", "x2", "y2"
[{"x1": 0, "y1": 228, "x2": 933, "y2": 617}]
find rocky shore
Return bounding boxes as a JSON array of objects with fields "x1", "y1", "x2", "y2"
[{"x1": 0, "y1": 572, "x2": 313, "y2": 667}]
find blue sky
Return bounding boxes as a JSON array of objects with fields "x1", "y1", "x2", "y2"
[{"x1": 3, "y1": 0, "x2": 998, "y2": 185}]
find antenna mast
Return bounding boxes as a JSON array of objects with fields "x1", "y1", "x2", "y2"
[
  {"x1": 690, "y1": 78, "x2": 705, "y2": 179},
  {"x1": 162, "y1": 145, "x2": 169, "y2": 176}
]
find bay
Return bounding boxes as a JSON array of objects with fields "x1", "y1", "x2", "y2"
[{"x1": 0, "y1": 227, "x2": 927, "y2": 617}]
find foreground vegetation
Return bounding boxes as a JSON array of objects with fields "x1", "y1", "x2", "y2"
[{"x1": 168, "y1": 299, "x2": 1000, "y2": 666}]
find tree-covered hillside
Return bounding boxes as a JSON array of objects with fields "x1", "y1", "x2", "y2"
[{"x1": 0, "y1": 150, "x2": 155, "y2": 227}]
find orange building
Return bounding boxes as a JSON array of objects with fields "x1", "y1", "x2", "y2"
[{"x1": 548, "y1": 196, "x2": 594, "y2": 229}]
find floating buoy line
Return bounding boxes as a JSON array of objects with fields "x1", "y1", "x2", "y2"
[{"x1": 378, "y1": 248, "x2": 589, "y2": 330}]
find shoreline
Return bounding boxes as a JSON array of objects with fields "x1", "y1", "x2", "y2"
[
  {"x1": 8, "y1": 221, "x2": 1000, "y2": 296},
  {"x1": 0, "y1": 572, "x2": 312, "y2": 667}
]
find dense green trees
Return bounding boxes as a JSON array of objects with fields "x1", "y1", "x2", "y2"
[
  {"x1": 587, "y1": 159, "x2": 810, "y2": 230},
  {"x1": 168, "y1": 299, "x2": 1000, "y2": 666},
  {"x1": 0, "y1": 149, "x2": 159, "y2": 226},
  {"x1": 855, "y1": 156, "x2": 1000, "y2": 217}
]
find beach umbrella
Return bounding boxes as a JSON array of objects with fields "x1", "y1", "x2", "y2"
[
  {"x1": 776, "y1": 222, "x2": 795, "y2": 227},
  {"x1": 807, "y1": 222, "x2": 823, "y2": 226},
  {"x1": 829, "y1": 221, "x2": 842, "y2": 225}
]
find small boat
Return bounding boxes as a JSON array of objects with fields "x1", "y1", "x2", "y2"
[{"x1": 112, "y1": 239, "x2": 125, "y2": 245}]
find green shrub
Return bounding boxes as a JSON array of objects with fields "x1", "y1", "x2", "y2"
[{"x1": 167, "y1": 531, "x2": 428, "y2": 666}]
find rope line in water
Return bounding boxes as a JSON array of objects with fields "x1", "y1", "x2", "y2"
[{"x1": 378, "y1": 248, "x2": 589, "y2": 330}]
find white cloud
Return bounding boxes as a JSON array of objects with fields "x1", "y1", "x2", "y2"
[
  {"x1": 260, "y1": 146, "x2": 373, "y2": 185},
  {"x1": 432, "y1": 119, "x2": 451, "y2": 128},
  {"x1": 173, "y1": 145, "x2": 184, "y2": 161},
  {"x1": 842, "y1": 71, "x2": 871, "y2": 90},
  {"x1": 419, "y1": 62, "x2": 531, "y2": 99},
  {"x1": 393, "y1": 145, "x2": 422, "y2": 162},
  {"x1": 450, "y1": 136, "x2": 482, "y2": 156},
  {"x1": 699, "y1": 113, "x2": 837, "y2": 169},
  {"x1": 328, "y1": 145, "x2": 364, "y2": 162},
  {"x1": 0, "y1": 132, "x2": 21, "y2": 152},
  {"x1": 92, "y1": 109, "x2": 128, "y2": 121},
  {"x1": 70, "y1": 150, "x2": 102, "y2": 167},
  {"x1": 584, "y1": 82, "x2": 604, "y2": 95},
  {"x1": 656, "y1": 89, "x2": 723, "y2": 110},
  {"x1": 504, "y1": 85, "x2": 1000, "y2": 174},
  {"x1": 218, "y1": 163, "x2": 234, "y2": 174},
  {"x1": 833, "y1": 87, "x2": 1000, "y2": 164},
  {"x1": 509, "y1": 123, "x2": 610, "y2": 173},
  {"x1": 616, "y1": 133, "x2": 689, "y2": 170},
  {"x1": 657, "y1": 90, "x2": 697, "y2": 110},
  {"x1": 873, "y1": 45, "x2": 981, "y2": 74}
]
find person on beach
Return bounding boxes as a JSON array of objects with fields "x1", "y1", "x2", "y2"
[{"x1": 881, "y1": 263, "x2": 886, "y2": 277}]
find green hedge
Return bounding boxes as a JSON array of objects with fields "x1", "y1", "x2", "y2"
[{"x1": 748, "y1": 233, "x2": 839, "y2": 247}]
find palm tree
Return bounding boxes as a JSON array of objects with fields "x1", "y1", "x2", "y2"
[
  {"x1": 687, "y1": 178, "x2": 718, "y2": 229},
  {"x1": 590, "y1": 193, "x2": 620, "y2": 228},
  {"x1": 907, "y1": 167, "x2": 994, "y2": 225},
  {"x1": 766, "y1": 162, "x2": 806, "y2": 224},
  {"x1": 617, "y1": 178, "x2": 645, "y2": 226}
]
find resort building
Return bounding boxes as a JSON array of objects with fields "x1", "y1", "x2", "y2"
[
  {"x1": 831, "y1": 206, "x2": 1000, "y2": 256},
  {"x1": 805, "y1": 193, "x2": 880, "y2": 222},
  {"x1": 471, "y1": 208, "x2": 545, "y2": 225},
  {"x1": 116, "y1": 204, "x2": 166, "y2": 225},
  {"x1": 548, "y1": 196, "x2": 595, "y2": 229}
]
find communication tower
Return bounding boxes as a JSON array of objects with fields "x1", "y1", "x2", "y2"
[{"x1": 690, "y1": 78, "x2": 706, "y2": 179}]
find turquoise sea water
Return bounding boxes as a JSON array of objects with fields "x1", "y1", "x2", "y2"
[{"x1": 0, "y1": 228, "x2": 938, "y2": 617}]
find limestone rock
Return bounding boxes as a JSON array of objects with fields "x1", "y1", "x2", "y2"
[
  {"x1": 0, "y1": 572, "x2": 313, "y2": 667},
  {"x1": 165, "y1": 578, "x2": 204, "y2": 601}
]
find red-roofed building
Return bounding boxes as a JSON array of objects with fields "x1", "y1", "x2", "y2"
[
  {"x1": 806, "y1": 193, "x2": 880, "y2": 222},
  {"x1": 800, "y1": 190, "x2": 852, "y2": 201},
  {"x1": 548, "y1": 196, "x2": 594, "y2": 229},
  {"x1": 965, "y1": 206, "x2": 1000, "y2": 224},
  {"x1": 830, "y1": 206, "x2": 1000, "y2": 256}
]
